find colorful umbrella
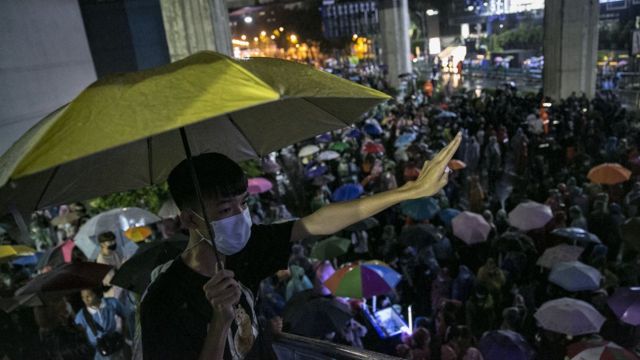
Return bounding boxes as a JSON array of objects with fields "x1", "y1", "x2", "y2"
[
  {"x1": 310, "y1": 236, "x2": 351, "y2": 260},
  {"x1": 0, "y1": 245, "x2": 36, "y2": 263},
  {"x1": 588, "y1": 163, "x2": 632, "y2": 185},
  {"x1": 317, "y1": 150, "x2": 340, "y2": 161},
  {"x1": 400, "y1": 197, "x2": 440, "y2": 221},
  {"x1": 438, "y1": 208, "x2": 461, "y2": 226},
  {"x1": 452, "y1": 211, "x2": 491, "y2": 245},
  {"x1": 621, "y1": 218, "x2": 640, "y2": 251},
  {"x1": 534, "y1": 298, "x2": 605, "y2": 336},
  {"x1": 124, "y1": 226, "x2": 153, "y2": 243},
  {"x1": 567, "y1": 339, "x2": 639, "y2": 360},
  {"x1": 363, "y1": 121, "x2": 383, "y2": 136},
  {"x1": 363, "y1": 142, "x2": 385, "y2": 154},
  {"x1": 0, "y1": 52, "x2": 389, "y2": 217},
  {"x1": 298, "y1": 144, "x2": 320, "y2": 158},
  {"x1": 332, "y1": 183, "x2": 364, "y2": 202},
  {"x1": 448, "y1": 159, "x2": 467, "y2": 171},
  {"x1": 304, "y1": 162, "x2": 328, "y2": 179},
  {"x1": 551, "y1": 227, "x2": 601, "y2": 245},
  {"x1": 607, "y1": 287, "x2": 640, "y2": 326},
  {"x1": 324, "y1": 262, "x2": 401, "y2": 298},
  {"x1": 15, "y1": 262, "x2": 113, "y2": 296},
  {"x1": 11, "y1": 251, "x2": 43, "y2": 266},
  {"x1": 536, "y1": 244, "x2": 584, "y2": 269},
  {"x1": 478, "y1": 330, "x2": 535, "y2": 360},
  {"x1": 344, "y1": 128, "x2": 362, "y2": 139},
  {"x1": 394, "y1": 133, "x2": 417, "y2": 148},
  {"x1": 508, "y1": 202, "x2": 553, "y2": 232},
  {"x1": 329, "y1": 141, "x2": 351, "y2": 153},
  {"x1": 315, "y1": 132, "x2": 333, "y2": 143},
  {"x1": 549, "y1": 261, "x2": 602, "y2": 292},
  {"x1": 248, "y1": 177, "x2": 273, "y2": 194}
]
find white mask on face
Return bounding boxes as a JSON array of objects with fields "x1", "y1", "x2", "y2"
[{"x1": 195, "y1": 208, "x2": 252, "y2": 256}]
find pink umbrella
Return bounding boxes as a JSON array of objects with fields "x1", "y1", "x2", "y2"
[
  {"x1": 452, "y1": 211, "x2": 491, "y2": 245},
  {"x1": 508, "y1": 202, "x2": 553, "y2": 232},
  {"x1": 248, "y1": 177, "x2": 273, "y2": 195}
]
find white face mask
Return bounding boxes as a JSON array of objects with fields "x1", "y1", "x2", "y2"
[{"x1": 195, "y1": 208, "x2": 252, "y2": 256}]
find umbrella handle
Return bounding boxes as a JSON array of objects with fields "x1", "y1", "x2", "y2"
[{"x1": 179, "y1": 128, "x2": 223, "y2": 270}]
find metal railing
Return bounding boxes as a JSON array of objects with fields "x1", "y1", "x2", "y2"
[{"x1": 272, "y1": 332, "x2": 401, "y2": 360}]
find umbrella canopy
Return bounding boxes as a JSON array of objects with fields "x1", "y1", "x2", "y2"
[
  {"x1": 15, "y1": 262, "x2": 112, "y2": 296},
  {"x1": 111, "y1": 238, "x2": 187, "y2": 293},
  {"x1": 400, "y1": 197, "x2": 440, "y2": 221},
  {"x1": 247, "y1": 177, "x2": 273, "y2": 195},
  {"x1": 75, "y1": 207, "x2": 159, "y2": 260},
  {"x1": 324, "y1": 262, "x2": 401, "y2": 298},
  {"x1": 567, "y1": 339, "x2": 639, "y2": 360},
  {"x1": 478, "y1": 330, "x2": 535, "y2": 360},
  {"x1": 344, "y1": 217, "x2": 379, "y2": 232},
  {"x1": 50, "y1": 212, "x2": 80, "y2": 227},
  {"x1": 329, "y1": 141, "x2": 351, "y2": 153},
  {"x1": 448, "y1": 159, "x2": 467, "y2": 171},
  {"x1": 0, "y1": 293, "x2": 45, "y2": 313},
  {"x1": 548, "y1": 261, "x2": 602, "y2": 292},
  {"x1": 363, "y1": 121, "x2": 383, "y2": 136},
  {"x1": 363, "y1": 142, "x2": 385, "y2": 154},
  {"x1": 400, "y1": 224, "x2": 440, "y2": 248},
  {"x1": 282, "y1": 290, "x2": 352, "y2": 338},
  {"x1": 588, "y1": 163, "x2": 632, "y2": 185},
  {"x1": 304, "y1": 163, "x2": 328, "y2": 179},
  {"x1": 0, "y1": 245, "x2": 36, "y2": 263},
  {"x1": 344, "y1": 128, "x2": 362, "y2": 139},
  {"x1": 608, "y1": 287, "x2": 640, "y2": 326},
  {"x1": 534, "y1": 298, "x2": 605, "y2": 336},
  {"x1": 37, "y1": 239, "x2": 75, "y2": 270},
  {"x1": 452, "y1": 211, "x2": 491, "y2": 245},
  {"x1": 298, "y1": 145, "x2": 320, "y2": 158},
  {"x1": 508, "y1": 202, "x2": 553, "y2": 231},
  {"x1": 438, "y1": 208, "x2": 461, "y2": 226},
  {"x1": 11, "y1": 251, "x2": 43, "y2": 266},
  {"x1": 551, "y1": 227, "x2": 601, "y2": 245},
  {"x1": 332, "y1": 183, "x2": 364, "y2": 202},
  {"x1": 394, "y1": 133, "x2": 417, "y2": 148},
  {"x1": 536, "y1": 244, "x2": 584, "y2": 269},
  {"x1": 157, "y1": 199, "x2": 180, "y2": 219},
  {"x1": 621, "y1": 218, "x2": 640, "y2": 251},
  {"x1": 310, "y1": 236, "x2": 351, "y2": 260},
  {"x1": 315, "y1": 133, "x2": 333, "y2": 144},
  {"x1": 317, "y1": 150, "x2": 340, "y2": 161},
  {"x1": 0, "y1": 52, "x2": 388, "y2": 216},
  {"x1": 124, "y1": 226, "x2": 153, "y2": 243},
  {"x1": 435, "y1": 110, "x2": 457, "y2": 119}
]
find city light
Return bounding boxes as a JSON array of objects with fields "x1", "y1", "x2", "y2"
[
  {"x1": 244, "y1": 16, "x2": 253, "y2": 24},
  {"x1": 499, "y1": 24, "x2": 504, "y2": 29},
  {"x1": 426, "y1": 9, "x2": 439, "y2": 16},
  {"x1": 253, "y1": 37, "x2": 258, "y2": 42},
  {"x1": 279, "y1": 27, "x2": 284, "y2": 32},
  {"x1": 270, "y1": 35, "x2": 276, "y2": 40},
  {"x1": 289, "y1": 34, "x2": 298, "y2": 43},
  {"x1": 260, "y1": 30, "x2": 267, "y2": 37},
  {"x1": 240, "y1": 34, "x2": 247, "y2": 40},
  {"x1": 467, "y1": 5, "x2": 474, "y2": 11},
  {"x1": 352, "y1": 33, "x2": 358, "y2": 41}
]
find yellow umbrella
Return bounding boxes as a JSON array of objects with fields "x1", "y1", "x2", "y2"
[
  {"x1": 0, "y1": 245, "x2": 36, "y2": 263},
  {"x1": 124, "y1": 226, "x2": 153, "y2": 243},
  {"x1": 0, "y1": 51, "x2": 389, "y2": 216}
]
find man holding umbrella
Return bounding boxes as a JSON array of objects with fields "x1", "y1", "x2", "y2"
[{"x1": 141, "y1": 134, "x2": 460, "y2": 359}]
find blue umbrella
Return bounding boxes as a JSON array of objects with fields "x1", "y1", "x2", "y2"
[
  {"x1": 304, "y1": 162, "x2": 328, "y2": 179},
  {"x1": 363, "y1": 122, "x2": 383, "y2": 136},
  {"x1": 394, "y1": 133, "x2": 417, "y2": 148},
  {"x1": 435, "y1": 110, "x2": 457, "y2": 119},
  {"x1": 400, "y1": 197, "x2": 440, "y2": 221},
  {"x1": 332, "y1": 184, "x2": 364, "y2": 202},
  {"x1": 11, "y1": 252, "x2": 43, "y2": 266},
  {"x1": 315, "y1": 132, "x2": 332, "y2": 143},
  {"x1": 438, "y1": 208, "x2": 461, "y2": 226},
  {"x1": 551, "y1": 227, "x2": 601, "y2": 244},
  {"x1": 479, "y1": 330, "x2": 535, "y2": 360},
  {"x1": 344, "y1": 128, "x2": 362, "y2": 139}
]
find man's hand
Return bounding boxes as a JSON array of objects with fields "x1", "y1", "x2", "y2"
[
  {"x1": 203, "y1": 269, "x2": 241, "y2": 324},
  {"x1": 401, "y1": 132, "x2": 462, "y2": 199}
]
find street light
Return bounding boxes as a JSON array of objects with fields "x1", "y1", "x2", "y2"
[
  {"x1": 352, "y1": 34, "x2": 358, "y2": 41},
  {"x1": 467, "y1": 5, "x2": 474, "y2": 11},
  {"x1": 426, "y1": 9, "x2": 439, "y2": 16},
  {"x1": 241, "y1": 34, "x2": 247, "y2": 40},
  {"x1": 270, "y1": 35, "x2": 276, "y2": 40},
  {"x1": 279, "y1": 27, "x2": 284, "y2": 32},
  {"x1": 244, "y1": 16, "x2": 253, "y2": 24},
  {"x1": 289, "y1": 34, "x2": 298, "y2": 43},
  {"x1": 260, "y1": 30, "x2": 267, "y2": 37},
  {"x1": 253, "y1": 37, "x2": 259, "y2": 42}
]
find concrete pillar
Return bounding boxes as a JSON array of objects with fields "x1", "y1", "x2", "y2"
[
  {"x1": 378, "y1": 0, "x2": 412, "y2": 88},
  {"x1": 160, "y1": 0, "x2": 232, "y2": 61},
  {"x1": 543, "y1": 0, "x2": 599, "y2": 99}
]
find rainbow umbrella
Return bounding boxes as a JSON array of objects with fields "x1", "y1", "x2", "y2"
[
  {"x1": 324, "y1": 261, "x2": 401, "y2": 298},
  {"x1": 567, "y1": 339, "x2": 639, "y2": 360}
]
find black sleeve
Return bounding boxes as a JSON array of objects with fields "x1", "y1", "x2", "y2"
[{"x1": 229, "y1": 221, "x2": 295, "y2": 293}]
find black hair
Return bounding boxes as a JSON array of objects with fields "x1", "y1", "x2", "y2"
[
  {"x1": 97, "y1": 231, "x2": 116, "y2": 243},
  {"x1": 168, "y1": 153, "x2": 248, "y2": 210}
]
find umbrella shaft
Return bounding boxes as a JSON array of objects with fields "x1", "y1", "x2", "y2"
[{"x1": 179, "y1": 127, "x2": 223, "y2": 270}]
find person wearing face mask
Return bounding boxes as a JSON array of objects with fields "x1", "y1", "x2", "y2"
[
  {"x1": 141, "y1": 134, "x2": 461, "y2": 360},
  {"x1": 96, "y1": 232, "x2": 124, "y2": 301}
]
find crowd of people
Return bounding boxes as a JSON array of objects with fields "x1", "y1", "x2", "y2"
[{"x1": 1, "y1": 60, "x2": 640, "y2": 360}]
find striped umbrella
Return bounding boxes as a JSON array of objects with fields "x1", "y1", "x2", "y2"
[
  {"x1": 324, "y1": 261, "x2": 401, "y2": 298},
  {"x1": 567, "y1": 339, "x2": 639, "y2": 360}
]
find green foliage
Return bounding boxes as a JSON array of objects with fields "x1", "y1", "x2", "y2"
[
  {"x1": 88, "y1": 183, "x2": 169, "y2": 214},
  {"x1": 495, "y1": 23, "x2": 543, "y2": 50},
  {"x1": 238, "y1": 160, "x2": 263, "y2": 178},
  {"x1": 599, "y1": 20, "x2": 634, "y2": 51}
]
